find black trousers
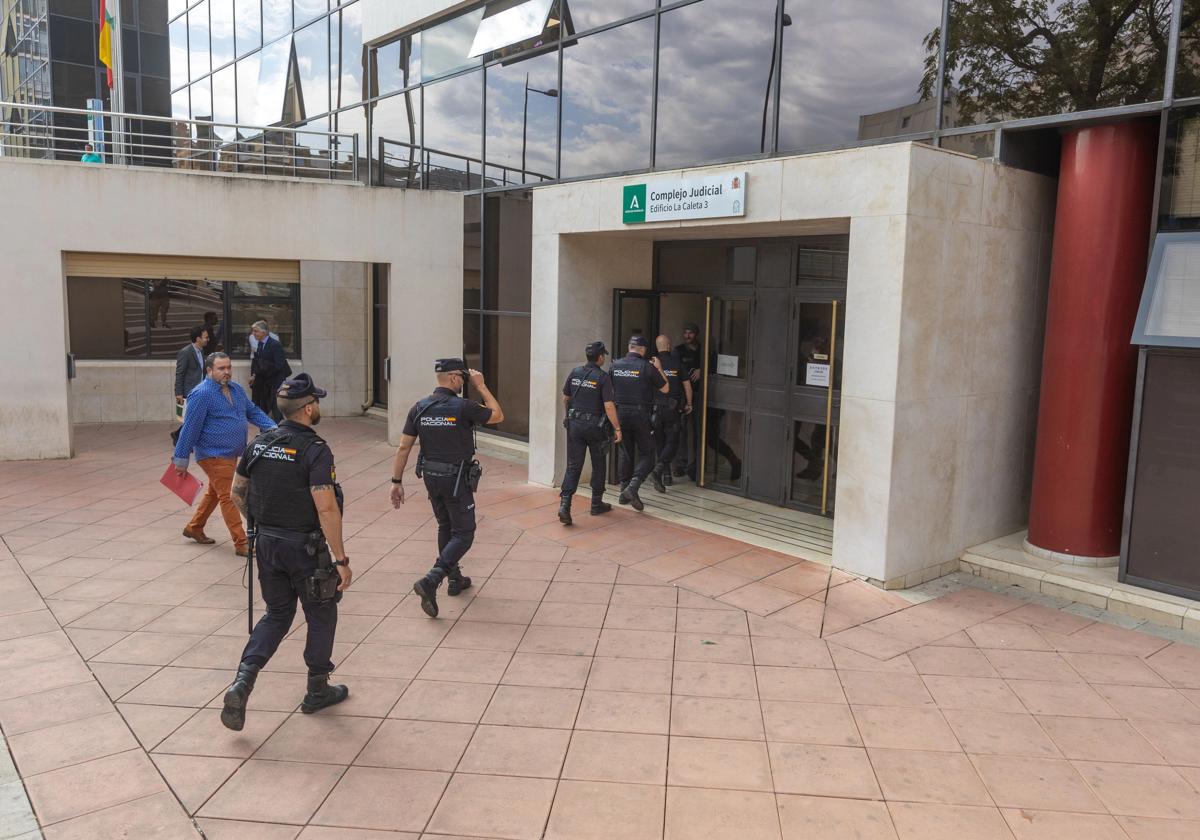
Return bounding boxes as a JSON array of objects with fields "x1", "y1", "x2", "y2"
[
  {"x1": 240, "y1": 534, "x2": 339, "y2": 675},
  {"x1": 560, "y1": 418, "x2": 608, "y2": 499},
  {"x1": 675, "y1": 397, "x2": 702, "y2": 473},
  {"x1": 616, "y1": 406, "x2": 655, "y2": 485},
  {"x1": 654, "y1": 407, "x2": 682, "y2": 469},
  {"x1": 424, "y1": 471, "x2": 475, "y2": 585}
]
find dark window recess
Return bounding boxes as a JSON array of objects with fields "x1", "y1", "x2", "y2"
[
  {"x1": 481, "y1": 313, "x2": 530, "y2": 437},
  {"x1": 140, "y1": 31, "x2": 169, "y2": 77},
  {"x1": 66, "y1": 277, "x2": 300, "y2": 359},
  {"x1": 49, "y1": 14, "x2": 96, "y2": 66},
  {"x1": 482, "y1": 192, "x2": 532, "y2": 312},
  {"x1": 121, "y1": 26, "x2": 139, "y2": 73}
]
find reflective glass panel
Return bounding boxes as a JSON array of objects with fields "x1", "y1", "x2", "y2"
[
  {"x1": 262, "y1": 0, "x2": 289, "y2": 42},
  {"x1": 655, "y1": 0, "x2": 777, "y2": 167},
  {"x1": 331, "y1": 0, "x2": 361, "y2": 110},
  {"x1": 293, "y1": 0, "x2": 325, "y2": 28},
  {"x1": 703, "y1": 407, "x2": 746, "y2": 489},
  {"x1": 294, "y1": 16, "x2": 328, "y2": 118},
  {"x1": 794, "y1": 301, "x2": 844, "y2": 390},
  {"x1": 371, "y1": 31, "x2": 418, "y2": 97},
  {"x1": 421, "y1": 7, "x2": 482, "y2": 81},
  {"x1": 253, "y1": 34, "x2": 289, "y2": 124},
  {"x1": 234, "y1": 0, "x2": 260, "y2": 56},
  {"x1": 331, "y1": 102, "x2": 363, "y2": 174},
  {"x1": 1178, "y1": 0, "x2": 1200, "y2": 99},
  {"x1": 464, "y1": 194, "x2": 481, "y2": 307},
  {"x1": 370, "y1": 88, "x2": 420, "y2": 186},
  {"x1": 169, "y1": 13, "x2": 187, "y2": 89},
  {"x1": 169, "y1": 0, "x2": 187, "y2": 19},
  {"x1": 485, "y1": 50, "x2": 557, "y2": 185},
  {"x1": 560, "y1": 16, "x2": 652, "y2": 178},
  {"x1": 470, "y1": 0, "x2": 553, "y2": 58},
  {"x1": 939, "y1": 130, "x2": 994, "y2": 158},
  {"x1": 712, "y1": 298, "x2": 749, "y2": 380},
  {"x1": 791, "y1": 419, "x2": 834, "y2": 509},
  {"x1": 235, "y1": 48, "x2": 259, "y2": 127},
  {"x1": 483, "y1": 191, "x2": 533, "y2": 312},
  {"x1": 561, "y1": 0, "x2": 652, "y2": 32},
  {"x1": 66, "y1": 278, "x2": 148, "y2": 359},
  {"x1": 172, "y1": 85, "x2": 188, "y2": 118},
  {"x1": 944, "y1": 0, "x2": 1169, "y2": 128},
  {"x1": 1142, "y1": 238, "x2": 1200, "y2": 340},
  {"x1": 209, "y1": 0, "x2": 233, "y2": 68},
  {"x1": 141, "y1": 30, "x2": 171, "y2": 78},
  {"x1": 140, "y1": 0, "x2": 168, "y2": 35},
  {"x1": 187, "y1": 1, "x2": 208, "y2": 82},
  {"x1": 211, "y1": 61, "x2": 235, "y2": 138},
  {"x1": 147, "y1": 280, "x2": 225, "y2": 357},
  {"x1": 231, "y1": 297, "x2": 297, "y2": 355},
  {"x1": 423, "y1": 68, "x2": 482, "y2": 189},
  {"x1": 481, "y1": 314, "x2": 530, "y2": 437},
  {"x1": 190, "y1": 74, "x2": 211, "y2": 119},
  {"x1": 463, "y1": 312, "x2": 482, "y2": 370},
  {"x1": 778, "y1": 0, "x2": 940, "y2": 152}
]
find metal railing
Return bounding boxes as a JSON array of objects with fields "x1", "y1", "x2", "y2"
[
  {"x1": 377, "y1": 137, "x2": 553, "y2": 190},
  {"x1": 0, "y1": 101, "x2": 361, "y2": 183}
]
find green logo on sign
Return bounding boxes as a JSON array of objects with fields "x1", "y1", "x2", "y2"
[{"x1": 623, "y1": 184, "x2": 647, "y2": 224}]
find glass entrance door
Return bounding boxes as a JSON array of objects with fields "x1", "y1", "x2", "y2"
[
  {"x1": 372, "y1": 264, "x2": 389, "y2": 407},
  {"x1": 788, "y1": 297, "x2": 845, "y2": 514}
]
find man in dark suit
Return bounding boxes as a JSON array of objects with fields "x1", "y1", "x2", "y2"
[
  {"x1": 249, "y1": 320, "x2": 291, "y2": 420},
  {"x1": 172, "y1": 325, "x2": 210, "y2": 444}
]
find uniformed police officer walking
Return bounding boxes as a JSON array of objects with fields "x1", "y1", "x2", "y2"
[
  {"x1": 651, "y1": 334, "x2": 693, "y2": 489},
  {"x1": 221, "y1": 374, "x2": 352, "y2": 731},
  {"x1": 390, "y1": 359, "x2": 504, "y2": 618},
  {"x1": 611, "y1": 335, "x2": 669, "y2": 510},
  {"x1": 558, "y1": 340, "x2": 623, "y2": 525}
]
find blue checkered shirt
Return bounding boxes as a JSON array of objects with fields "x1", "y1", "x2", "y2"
[{"x1": 172, "y1": 378, "x2": 275, "y2": 467}]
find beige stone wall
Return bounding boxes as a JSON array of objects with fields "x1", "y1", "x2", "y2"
[
  {"x1": 0, "y1": 157, "x2": 461, "y2": 460},
  {"x1": 527, "y1": 142, "x2": 1056, "y2": 586}
]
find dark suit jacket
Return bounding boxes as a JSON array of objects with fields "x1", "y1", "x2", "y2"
[
  {"x1": 250, "y1": 337, "x2": 291, "y2": 404},
  {"x1": 174, "y1": 344, "x2": 205, "y2": 398}
]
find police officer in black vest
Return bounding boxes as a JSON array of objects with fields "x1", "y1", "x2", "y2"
[
  {"x1": 651, "y1": 334, "x2": 693, "y2": 489},
  {"x1": 390, "y1": 359, "x2": 504, "y2": 618},
  {"x1": 611, "y1": 335, "x2": 669, "y2": 510},
  {"x1": 221, "y1": 374, "x2": 352, "y2": 731},
  {"x1": 558, "y1": 340, "x2": 623, "y2": 525}
]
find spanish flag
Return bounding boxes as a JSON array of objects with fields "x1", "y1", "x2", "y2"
[{"x1": 98, "y1": 0, "x2": 114, "y2": 88}]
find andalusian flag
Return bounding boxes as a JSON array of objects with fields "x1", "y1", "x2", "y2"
[{"x1": 98, "y1": 0, "x2": 114, "y2": 88}]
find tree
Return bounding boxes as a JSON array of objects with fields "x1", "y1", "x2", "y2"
[{"x1": 922, "y1": 1, "x2": 1174, "y2": 126}]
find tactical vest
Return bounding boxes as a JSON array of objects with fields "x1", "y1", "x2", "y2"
[
  {"x1": 610, "y1": 354, "x2": 657, "y2": 406},
  {"x1": 246, "y1": 427, "x2": 324, "y2": 533},
  {"x1": 566, "y1": 364, "x2": 607, "y2": 414}
]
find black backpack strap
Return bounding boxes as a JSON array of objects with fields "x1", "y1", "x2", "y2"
[
  {"x1": 414, "y1": 393, "x2": 453, "y2": 422},
  {"x1": 242, "y1": 428, "x2": 295, "y2": 475}
]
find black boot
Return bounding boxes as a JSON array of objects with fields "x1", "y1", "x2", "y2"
[
  {"x1": 219, "y1": 663, "x2": 260, "y2": 731},
  {"x1": 617, "y1": 481, "x2": 631, "y2": 505},
  {"x1": 649, "y1": 466, "x2": 666, "y2": 494},
  {"x1": 301, "y1": 672, "x2": 349, "y2": 714},
  {"x1": 661, "y1": 470, "x2": 673, "y2": 487},
  {"x1": 413, "y1": 577, "x2": 439, "y2": 618},
  {"x1": 590, "y1": 495, "x2": 612, "y2": 515},
  {"x1": 447, "y1": 568, "x2": 472, "y2": 596},
  {"x1": 558, "y1": 497, "x2": 573, "y2": 525},
  {"x1": 619, "y1": 478, "x2": 644, "y2": 511},
  {"x1": 728, "y1": 455, "x2": 743, "y2": 482}
]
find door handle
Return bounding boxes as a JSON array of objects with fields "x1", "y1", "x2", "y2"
[{"x1": 384, "y1": 357, "x2": 391, "y2": 382}]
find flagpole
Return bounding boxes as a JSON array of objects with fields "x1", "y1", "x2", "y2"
[{"x1": 110, "y1": 0, "x2": 125, "y2": 164}]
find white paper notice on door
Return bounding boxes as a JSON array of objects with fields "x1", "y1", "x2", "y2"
[
  {"x1": 806, "y1": 362, "x2": 831, "y2": 387},
  {"x1": 716, "y1": 354, "x2": 739, "y2": 376}
]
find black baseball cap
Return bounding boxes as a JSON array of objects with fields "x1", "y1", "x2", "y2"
[
  {"x1": 683, "y1": 322, "x2": 701, "y2": 334},
  {"x1": 629, "y1": 335, "x2": 649, "y2": 348},
  {"x1": 586, "y1": 340, "x2": 607, "y2": 357},
  {"x1": 277, "y1": 372, "x2": 326, "y2": 399},
  {"x1": 435, "y1": 358, "x2": 467, "y2": 373}
]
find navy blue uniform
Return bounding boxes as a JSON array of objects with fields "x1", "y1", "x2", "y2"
[
  {"x1": 653, "y1": 351, "x2": 688, "y2": 471},
  {"x1": 610, "y1": 353, "x2": 667, "y2": 486},
  {"x1": 675, "y1": 341, "x2": 703, "y2": 475},
  {"x1": 560, "y1": 364, "x2": 614, "y2": 500},
  {"x1": 236, "y1": 421, "x2": 339, "y2": 675},
  {"x1": 404, "y1": 387, "x2": 492, "y2": 585}
]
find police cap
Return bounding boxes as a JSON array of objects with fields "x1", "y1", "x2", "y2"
[
  {"x1": 628, "y1": 335, "x2": 649, "y2": 348},
  {"x1": 434, "y1": 358, "x2": 467, "y2": 373},
  {"x1": 277, "y1": 372, "x2": 327, "y2": 399},
  {"x1": 585, "y1": 340, "x2": 607, "y2": 357}
]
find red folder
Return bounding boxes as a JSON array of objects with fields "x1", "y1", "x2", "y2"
[{"x1": 160, "y1": 465, "x2": 203, "y2": 505}]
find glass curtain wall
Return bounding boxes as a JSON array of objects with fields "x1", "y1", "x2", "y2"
[{"x1": 1, "y1": 0, "x2": 52, "y2": 156}]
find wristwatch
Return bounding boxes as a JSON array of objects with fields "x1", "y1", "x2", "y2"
[
  {"x1": 390, "y1": 477, "x2": 403, "y2": 484},
  {"x1": 334, "y1": 557, "x2": 350, "y2": 567}
]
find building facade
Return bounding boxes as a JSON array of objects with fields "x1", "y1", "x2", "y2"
[{"x1": 4, "y1": 0, "x2": 1200, "y2": 593}]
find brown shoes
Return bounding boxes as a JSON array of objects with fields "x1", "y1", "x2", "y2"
[
  {"x1": 235, "y1": 545, "x2": 249, "y2": 557},
  {"x1": 182, "y1": 527, "x2": 216, "y2": 545}
]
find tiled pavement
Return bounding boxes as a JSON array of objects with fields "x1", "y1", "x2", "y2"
[{"x1": 1, "y1": 419, "x2": 1199, "y2": 839}]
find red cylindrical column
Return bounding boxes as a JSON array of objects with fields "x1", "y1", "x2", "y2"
[{"x1": 1027, "y1": 120, "x2": 1158, "y2": 559}]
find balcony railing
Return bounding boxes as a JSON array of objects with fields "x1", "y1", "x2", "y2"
[
  {"x1": 0, "y1": 101, "x2": 360, "y2": 183},
  {"x1": 378, "y1": 138, "x2": 553, "y2": 191}
]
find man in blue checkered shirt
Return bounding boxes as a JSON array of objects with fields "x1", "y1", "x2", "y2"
[{"x1": 172, "y1": 352, "x2": 275, "y2": 555}]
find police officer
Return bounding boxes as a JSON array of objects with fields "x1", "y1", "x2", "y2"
[
  {"x1": 651, "y1": 334, "x2": 693, "y2": 489},
  {"x1": 558, "y1": 340, "x2": 623, "y2": 525},
  {"x1": 611, "y1": 335, "x2": 669, "y2": 510},
  {"x1": 674, "y1": 322, "x2": 705, "y2": 480},
  {"x1": 390, "y1": 359, "x2": 504, "y2": 618},
  {"x1": 221, "y1": 374, "x2": 352, "y2": 731}
]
